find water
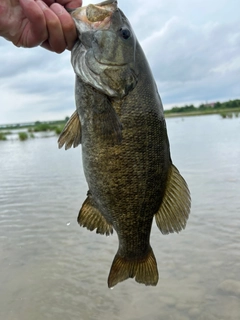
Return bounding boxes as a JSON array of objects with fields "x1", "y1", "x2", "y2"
[{"x1": 0, "y1": 115, "x2": 240, "y2": 320}]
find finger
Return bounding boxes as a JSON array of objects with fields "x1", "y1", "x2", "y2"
[
  {"x1": 40, "y1": 40, "x2": 54, "y2": 52},
  {"x1": 36, "y1": 0, "x2": 67, "y2": 53},
  {"x1": 19, "y1": 0, "x2": 47, "y2": 47},
  {"x1": 55, "y1": 0, "x2": 82, "y2": 9},
  {"x1": 50, "y1": 3, "x2": 77, "y2": 50},
  {"x1": 42, "y1": 0, "x2": 55, "y2": 6}
]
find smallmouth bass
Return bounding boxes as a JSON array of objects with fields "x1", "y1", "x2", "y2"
[{"x1": 59, "y1": 0, "x2": 191, "y2": 288}]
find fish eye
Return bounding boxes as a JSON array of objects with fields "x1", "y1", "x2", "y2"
[{"x1": 119, "y1": 28, "x2": 131, "y2": 40}]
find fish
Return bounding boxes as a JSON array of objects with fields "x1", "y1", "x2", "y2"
[{"x1": 58, "y1": 0, "x2": 191, "y2": 288}]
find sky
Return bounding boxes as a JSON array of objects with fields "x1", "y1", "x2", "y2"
[{"x1": 0, "y1": 0, "x2": 240, "y2": 124}]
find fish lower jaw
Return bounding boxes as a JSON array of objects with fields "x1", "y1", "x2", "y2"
[{"x1": 72, "y1": 2, "x2": 117, "y2": 32}]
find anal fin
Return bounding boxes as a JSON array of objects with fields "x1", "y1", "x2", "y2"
[
  {"x1": 58, "y1": 110, "x2": 81, "y2": 150},
  {"x1": 78, "y1": 193, "x2": 113, "y2": 236},
  {"x1": 155, "y1": 164, "x2": 191, "y2": 235},
  {"x1": 108, "y1": 247, "x2": 158, "y2": 288}
]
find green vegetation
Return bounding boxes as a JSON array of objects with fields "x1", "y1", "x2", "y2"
[
  {"x1": 0, "y1": 132, "x2": 7, "y2": 141},
  {"x1": 55, "y1": 125, "x2": 65, "y2": 135},
  {"x1": 0, "y1": 117, "x2": 68, "y2": 132},
  {"x1": 29, "y1": 133, "x2": 35, "y2": 138},
  {"x1": 219, "y1": 112, "x2": 239, "y2": 119},
  {"x1": 0, "y1": 99, "x2": 239, "y2": 141},
  {"x1": 0, "y1": 117, "x2": 68, "y2": 141},
  {"x1": 164, "y1": 99, "x2": 240, "y2": 118},
  {"x1": 27, "y1": 121, "x2": 65, "y2": 133},
  {"x1": 33, "y1": 123, "x2": 52, "y2": 132},
  {"x1": 18, "y1": 132, "x2": 28, "y2": 141}
]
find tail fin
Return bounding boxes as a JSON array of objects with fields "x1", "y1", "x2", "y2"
[{"x1": 107, "y1": 247, "x2": 158, "y2": 288}]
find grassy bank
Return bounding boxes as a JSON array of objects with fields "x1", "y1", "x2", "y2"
[
  {"x1": 1, "y1": 99, "x2": 239, "y2": 138},
  {"x1": 27, "y1": 122, "x2": 65, "y2": 135},
  {"x1": 164, "y1": 99, "x2": 240, "y2": 118},
  {"x1": 0, "y1": 119, "x2": 68, "y2": 132},
  {"x1": 0, "y1": 120, "x2": 67, "y2": 141},
  {"x1": 0, "y1": 120, "x2": 66, "y2": 133},
  {"x1": 165, "y1": 107, "x2": 240, "y2": 118}
]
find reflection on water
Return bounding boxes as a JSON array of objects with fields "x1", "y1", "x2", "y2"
[{"x1": 0, "y1": 115, "x2": 240, "y2": 320}]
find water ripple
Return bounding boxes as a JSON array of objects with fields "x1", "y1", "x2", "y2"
[{"x1": 1, "y1": 117, "x2": 240, "y2": 320}]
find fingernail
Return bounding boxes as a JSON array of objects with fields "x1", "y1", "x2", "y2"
[{"x1": 51, "y1": 3, "x2": 64, "y2": 15}]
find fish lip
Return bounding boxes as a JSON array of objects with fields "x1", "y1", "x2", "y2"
[
  {"x1": 71, "y1": 2, "x2": 117, "y2": 30},
  {"x1": 95, "y1": 0, "x2": 118, "y2": 6},
  {"x1": 72, "y1": 10, "x2": 112, "y2": 32}
]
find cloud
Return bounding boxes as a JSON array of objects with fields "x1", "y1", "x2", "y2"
[
  {"x1": 141, "y1": 16, "x2": 240, "y2": 105},
  {"x1": 142, "y1": 18, "x2": 240, "y2": 80},
  {"x1": 0, "y1": 42, "x2": 75, "y2": 123},
  {"x1": 0, "y1": 0, "x2": 240, "y2": 124}
]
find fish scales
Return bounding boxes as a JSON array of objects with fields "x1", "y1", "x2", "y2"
[{"x1": 58, "y1": 0, "x2": 191, "y2": 287}]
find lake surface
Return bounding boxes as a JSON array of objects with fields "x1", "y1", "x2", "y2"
[{"x1": 0, "y1": 115, "x2": 240, "y2": 320}]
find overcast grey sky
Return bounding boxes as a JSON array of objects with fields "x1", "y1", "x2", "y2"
[{"x1": 0, "y1": 0, "x2": 239, "y2": 124}]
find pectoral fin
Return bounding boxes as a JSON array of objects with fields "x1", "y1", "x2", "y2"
[
  {"x1": 78, "y1": 193, "x2": 113, "y2": 236},
  {"x1": 93, "y1": 99, "x2": 123, "y2": 144},
  {"x1": 58, "y1": 110, "x2": 81, "y2": 150},
  {"x1": 155, "y1": 164, "x2": 191, "y2": 234}
]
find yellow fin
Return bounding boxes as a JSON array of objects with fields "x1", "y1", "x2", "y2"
[
  {"x1": 58, "y1": 110, "x2": 81, "y2": 150},
  {"x1": 155, "y1": 164, "x2": 191, "y2": 235},
  {"x1": 108, "y1": 247, "x2": 158, "y2": 288},
  {"x1": 78, "y1": 194, "x2": 113, "y2": 236}
]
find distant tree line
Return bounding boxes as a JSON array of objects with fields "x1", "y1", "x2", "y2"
[{"x1": 164, "y1": 99, "x2": 240, "y2": 114}]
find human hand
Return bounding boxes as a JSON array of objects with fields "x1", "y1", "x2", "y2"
[{"x1": 0, "y1": 0, "x2": 82, "y2": 53}]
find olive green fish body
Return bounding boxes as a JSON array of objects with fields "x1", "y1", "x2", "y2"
[{"x1": 58, "y1": 1, "x2": 191, "y2": 287}]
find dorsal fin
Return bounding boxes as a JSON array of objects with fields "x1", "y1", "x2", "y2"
[{"x1": 155, "y1": 164, "x2": 191, "y2": 234}]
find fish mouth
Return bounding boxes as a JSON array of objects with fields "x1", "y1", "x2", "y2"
[{"x1": 72, "y1": 1, "x2": 117, "y2": 31}]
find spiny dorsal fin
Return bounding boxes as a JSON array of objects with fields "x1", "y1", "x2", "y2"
[
  {"x1": 108, "y1": 247, "x2": 158, "y2": 288},
  {"x1": 155, "y1": 164, "x2": 191, "y2": 235},
  {"x1": 78, "y1": 194, "x2": 113, "y2": 236},
  {"x1": 58, "y1": 110, "x2": 81, "y2": 150}
]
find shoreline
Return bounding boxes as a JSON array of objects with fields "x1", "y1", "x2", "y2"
[
  {"x1": 164, "y1": 108, "x2": 240, "y2": 118},
  {"x1": 1, "y1": 108, "x2": 239, "y2": 134}
]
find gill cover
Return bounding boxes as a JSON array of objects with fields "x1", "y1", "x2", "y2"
[{"x1": 71, "y1": 2, "x2": 138, "y2": 98}]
